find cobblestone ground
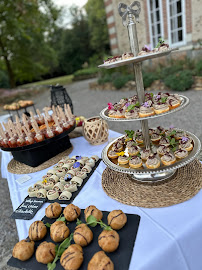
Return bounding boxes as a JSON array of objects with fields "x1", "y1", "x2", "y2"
[{"x1": 0, "y1": 78, "x2": 202, "y2": 268}]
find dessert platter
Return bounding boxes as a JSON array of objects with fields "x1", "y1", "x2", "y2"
[
  {"x1": 27, "y1": 155, "x2": 101, "y2": 203},
  {"x1": 3, "y1": 100, "x2": 34, "y2": 111},
  {"x1": 98, "y1": 39, "x2": 178, "y2": 69},
  {"x1": 98, "y1": 1, "x2": 201, "y2": 182},
  {"x1": 8, "y1": 203, "x2": 140, "y2": 270},
  {"x1": 100, "y1": 92, "x2": 189, "y2": 121},
  {"x1": 0, "y1": 104, "x2": 75, "y2": 166}
]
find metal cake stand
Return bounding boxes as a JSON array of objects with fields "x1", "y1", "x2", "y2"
[{"x1": 98, "y1": 1, "x2": 201, "y2": 182}]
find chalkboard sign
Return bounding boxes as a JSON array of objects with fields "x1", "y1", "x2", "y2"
[{"x1": 11, "y1": 197, "x2": 46, "y2": 220}]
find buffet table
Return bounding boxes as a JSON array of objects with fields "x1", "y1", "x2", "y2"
[{"x1": 1, "y1": 130, "x2": 202, "y2": 270}]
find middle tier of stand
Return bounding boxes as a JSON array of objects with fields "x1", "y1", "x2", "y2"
[{"x1": 100, "y1": 95, "x2": 189, "y2": 122}]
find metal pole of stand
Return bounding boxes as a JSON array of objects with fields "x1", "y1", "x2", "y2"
[{"x1": 118, "y1": 1, "x2": 151, "y2": 149}]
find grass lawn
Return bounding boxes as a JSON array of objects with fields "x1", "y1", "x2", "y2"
[{"x1": 20, "y1": 74, "x2": 74, "y2": 88}]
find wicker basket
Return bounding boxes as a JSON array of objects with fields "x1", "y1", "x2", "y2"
[{"x1": 83, "y1": 116, "x2": 109, "y2": 145}]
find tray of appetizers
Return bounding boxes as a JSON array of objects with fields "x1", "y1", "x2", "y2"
[
  {"x1": 98, "y1": 48, "x2": 178, "y2": 69},
  {"x1": 102, "y1": 127, "x2": 201, "y2": 178},
  {"x1": 8, "y1": 204, "x2": 140, "y2": 270},
  {"x1": 100, "y1": 93, "x2": 189, "y2": 122},
  {"x1": 27, "y1": 155, "x2": 101, "y2": 205}
]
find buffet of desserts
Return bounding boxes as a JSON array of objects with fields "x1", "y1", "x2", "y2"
[
  {"x1": 107, "y1": 127, "x2": 194, "y2": 170},
  {"x1": 28, "y1": 155, "x2": 100, "y2": 201},
  {"x1": 3, "y1": 100, "x2": 34, "y2": 110},
  {"x1": 107, "y1": 92, "x2": 182, "y2": 119},
  {"x1": 10, "y1": 203, "x2": 136, "y2": 270},
  {"x1": 0, "y1": 104, "x2": 74, "y2": 149}
]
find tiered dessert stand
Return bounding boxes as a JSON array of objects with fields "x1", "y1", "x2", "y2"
[{"x1": 99, "y1": 1, "x2": 201, "y2": 182}]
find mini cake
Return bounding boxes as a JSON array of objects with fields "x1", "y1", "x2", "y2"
[
  {"x1": 129, "y1": 156, "x2": 142, "y2": 168},
  {"x1": 45, "y1": 202, "x2": 62, "y2": 218},
  {"x1": 84, "y1": 205, "x2": 103, "y2": 222},
  {"x1": 118, "y1": 155, "x2": 129, "y2": 165},
  {"x1": 36, "y1": 242, "x2": 56, "y2": 264},
  {"x1": 29, "y1": 221, "x2": 47, "y2": 241},
  {"x1": 161, "y1": 152, "x2": 176, "y2": 166},
  {"x1": 60, "y1": 244, "x2": 83, "y2": 270},
  {"x1": 63, "y1": 204, "x2": 81, "y2": 221},
  {"x1": 157, "y1": 145, "x2": 170, "y2": 156},
  {"x1": 12, "y1": 239, "x2": 35, "y2": 261},
  {"x1": 74, "y1": 223, "x2": 93, "y2": 247},
  {"x1": 107, "y1": 210, "x2": 127, "y2": 230},
  {"x1": 146, "y1": 155, "x2": 160, "y2": 169},
  {"x1": 50, "y1": 221, "x2": 70, "y2": 242},
  {"x1": 174, "y1": 149, "x2": 188, "y2": 159},
  {"x1": 128, "y1": 145, "x2": 139, "y2": 156},
  {"x1": 98, "y1": 230, "x2": 119, "y2": 252},
  {"x1": 140, "y1": 149, "x2": 151, "y2": 160},
  {"x1": 88, "y1": 251, "x2": 114, "y2": 270}
]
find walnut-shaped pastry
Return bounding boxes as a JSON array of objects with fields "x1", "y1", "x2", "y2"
[
  {"x1": 60, "y1": 244, "x2": 83, "y2": 270},
  {"x1": 73, "y1": 223, "x2": 93, "y2": 247},
  {"x1": 29, "y1": 221, "x2": 47, "y2": 241},
  {"x1": 98, "y1": 230, "x2": 119, "y2": 252},
  {"x1": 88, "y1": 251, "x2": 114, "y2": 270},
  {"x1": 12, "y1": 239, "x2": 34, "y2": 261},
  {"x1": 50, "y1": 221, "x2": 70, "y2": 242},
  {"x1": 63, "y1": 204, "x2": 81, "y2": 222},
  {"x1": 45, "y1": 202, "x2": 62, "y2": 219},
  {"x1": 84, "y1": 205, "x2": 103, "y2": 222},
  {"x1": 107, "y1": 210, "x2": 127, "y2": 230},
  {"x1": 36, "y1": 242, "x2": 56, "y2": 264}
]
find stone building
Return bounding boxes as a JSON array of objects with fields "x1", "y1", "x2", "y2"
[{"x1": 104, "y1": 0, "x2": 202, "y2": 55}]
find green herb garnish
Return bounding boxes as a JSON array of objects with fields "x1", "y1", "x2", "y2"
[
  {"x1": 125, "y1": 130, "x2": 135, "y2": 139},
  {"x1": 161, "y1": 97, "x2": 167, "y2": 103},
  {"x1": 155, "y1": 37, "x2": 165, "y2": 48},
  {"x1": 127, "y1": 104, "x2": 135, "y2": 111},
  {"x1": 76, "y1": 218, "x2": 83, "y2": 225},
  {"x1": 47, "y1": 233, "x2": 73, "y2": 270},
  {"x1": 135, "y1": 101, "x2": 140, "y2": 107},
  {"x1": 86, "y1": 215, "x2": 112, "y2": 231}
]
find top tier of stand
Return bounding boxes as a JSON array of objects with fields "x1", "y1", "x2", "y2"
[{"x1": 98, "y1": 48, "x2": 178, "y2": 69}]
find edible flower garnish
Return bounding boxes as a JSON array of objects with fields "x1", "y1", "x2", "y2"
[
  {"x1": 181, "y1": 136, "x2": 188, "y2": 143},
  {"x1": 125, "y1": 102, "x2": 130, "y2": 107},
  {"x1": 76, "y1": 155, "x2": 82, "y2": 160},
  {"x1": 42, "y1": 179, "x2": 47, "y2": 184},
  {"x1": 116, "y1": 151, "x2": 125, "y2": 156},
  {"x1": 143, "y1": 101, "x2": 149, "y2": 107},
  {"x1": 108, "y1": 102, "x2": 114, "y2": 110},
  {"x1": 169, "y1": 125, "x2": 174, "y2": 129},
  {"x1": 73, "y1": 162, "x2": 80, "y2": 168},
  {"x1": 145, "y1": 44, "x2": 152, "y2": 51}
]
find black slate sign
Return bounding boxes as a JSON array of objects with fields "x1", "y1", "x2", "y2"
[{"x1": 10, "y1": 197, "x2": 46, "y2": 220}]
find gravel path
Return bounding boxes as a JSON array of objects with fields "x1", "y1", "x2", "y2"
[{"x1": 0, "y1": 78, "x2": 202, "y2": 268}]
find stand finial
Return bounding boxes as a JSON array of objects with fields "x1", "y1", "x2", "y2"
[{"x1": 118, "y1": 1, "x2": 141, "y2": 27}]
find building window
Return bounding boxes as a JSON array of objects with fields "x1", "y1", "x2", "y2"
[
  {"x1": 167, "y1": 0, "x2": 186, "y2": 46},
  {"x1": 147, "y1": 0, "x2": 164, "y2": 48}
]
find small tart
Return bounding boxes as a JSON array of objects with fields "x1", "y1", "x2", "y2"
[
  {"x1": 118, "y1": 155, "x2": 129, "y2": 165},
  {"x1": 161, "y1": 152, "x2": 176, "y2": 166},
  {"x1": 139, "y1": 106, "x2": 155, "y2": 117},
  {"x1": 149, "y1": 128, "x2": 155, "y2": 135},
  {"x1": 159, "y1": 137, "x2": 170, "y2": 147},
  {"x1": 114, "y1": 109, "x2": 125, "y2": 118},
  {"x1": 108, "y1": 150, "x2": 119, "y2": 159},
  {"x1": 166, "y1": 97, "x2": 180, "y2": 109},
  {"x1": 125, "y1": 109, "x2": 139, "y2": 119},
  {"x1": 174, "y1": 149, "x2": 188, "y2": 159},
  {"x1": 146, "y1": 155, "x2": 160, "y2": 169},
  {"x1": 140, "y1": 149, "x2": 151, "y2": 160},
  {"x1": 150, "y1": 132, "x2": 161, "y2": 142},
  {"x1": 156, "y1": 126, "x2": 165, "y2": 135},
  {"x1": 174, "y1": 131, "x2": 186, "y2": 140},
  {"x1": 157, "y1": 145, "x2": 170, "y2": 156},
  {"x1": 128, "y1": 145, "x2": 139, "y2": 156},
  {"x1": 129, "y1": 156, "x2": 142, "y2": 168},
  {"x1": 112, "y1": 142, "x2": 123, "y2": 152},
  {"x1": 108, "y1": 109, "x2": 118, "y2": 117},
  {"x1": 179, "y1": 139, "x2": 193, "y2": 151},
  {"x1": 126, "y1": 140, "x2": 136, "y2": 148},
  {"x1": 153, "y1": 103, "x2": 170, "y2": 114},
  {"x1": 135, "y1": 134, "x2": 144, "y2": 144}
]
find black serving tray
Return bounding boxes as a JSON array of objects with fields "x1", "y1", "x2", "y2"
[
  {"x1": 1, "y1": 125, "x2": 75, "y2": 167},
  {"x1": 8, "y1": 209, "x2": 141, "y2": 270}
]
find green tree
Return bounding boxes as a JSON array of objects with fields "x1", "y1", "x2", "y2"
[
  {"x1": 0, "y1": 0, "x2": 60, "y2": 88},
  {"x1": 85, "y1": 0, "x2": 110, "y2": 58}
]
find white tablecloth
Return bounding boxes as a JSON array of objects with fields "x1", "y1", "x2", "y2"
[{"x1": 1, "y1": 130, "x2": 202, "y2": 270}]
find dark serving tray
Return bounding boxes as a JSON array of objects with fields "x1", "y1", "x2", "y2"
[
  {"x1": 1, "y1": 125, "x2": 75, "y2": 167},
  {"x1": 8, "y1": 209, "x2": 141, "y2": 270}
]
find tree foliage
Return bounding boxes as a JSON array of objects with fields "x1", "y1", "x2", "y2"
[{"x1": 0, "y1": 0, "x2": 60, "y2": 87}]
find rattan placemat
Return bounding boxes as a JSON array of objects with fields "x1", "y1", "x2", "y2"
[
  {"x1": 102, "y1": 159, "x2": 202, "y2": 208},
  {"x1": 7, "y1": 146, "x2": 73, "y2": 174}
]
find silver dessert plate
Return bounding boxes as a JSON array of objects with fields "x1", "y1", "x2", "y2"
[
  {"x1": 101, "y1": 129, "x2": 201, "y2": 183},
  {"x1": 100, "y1": 95, "x2": 189, "y2": 122},
  {"x1": 98, "y1": 48, "x2": 178, "y2": 69}
]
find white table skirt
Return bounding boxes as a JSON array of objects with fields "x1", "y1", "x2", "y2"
[{"x1": 1, "y1": 130, "x2": 202, "y2": 270}]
